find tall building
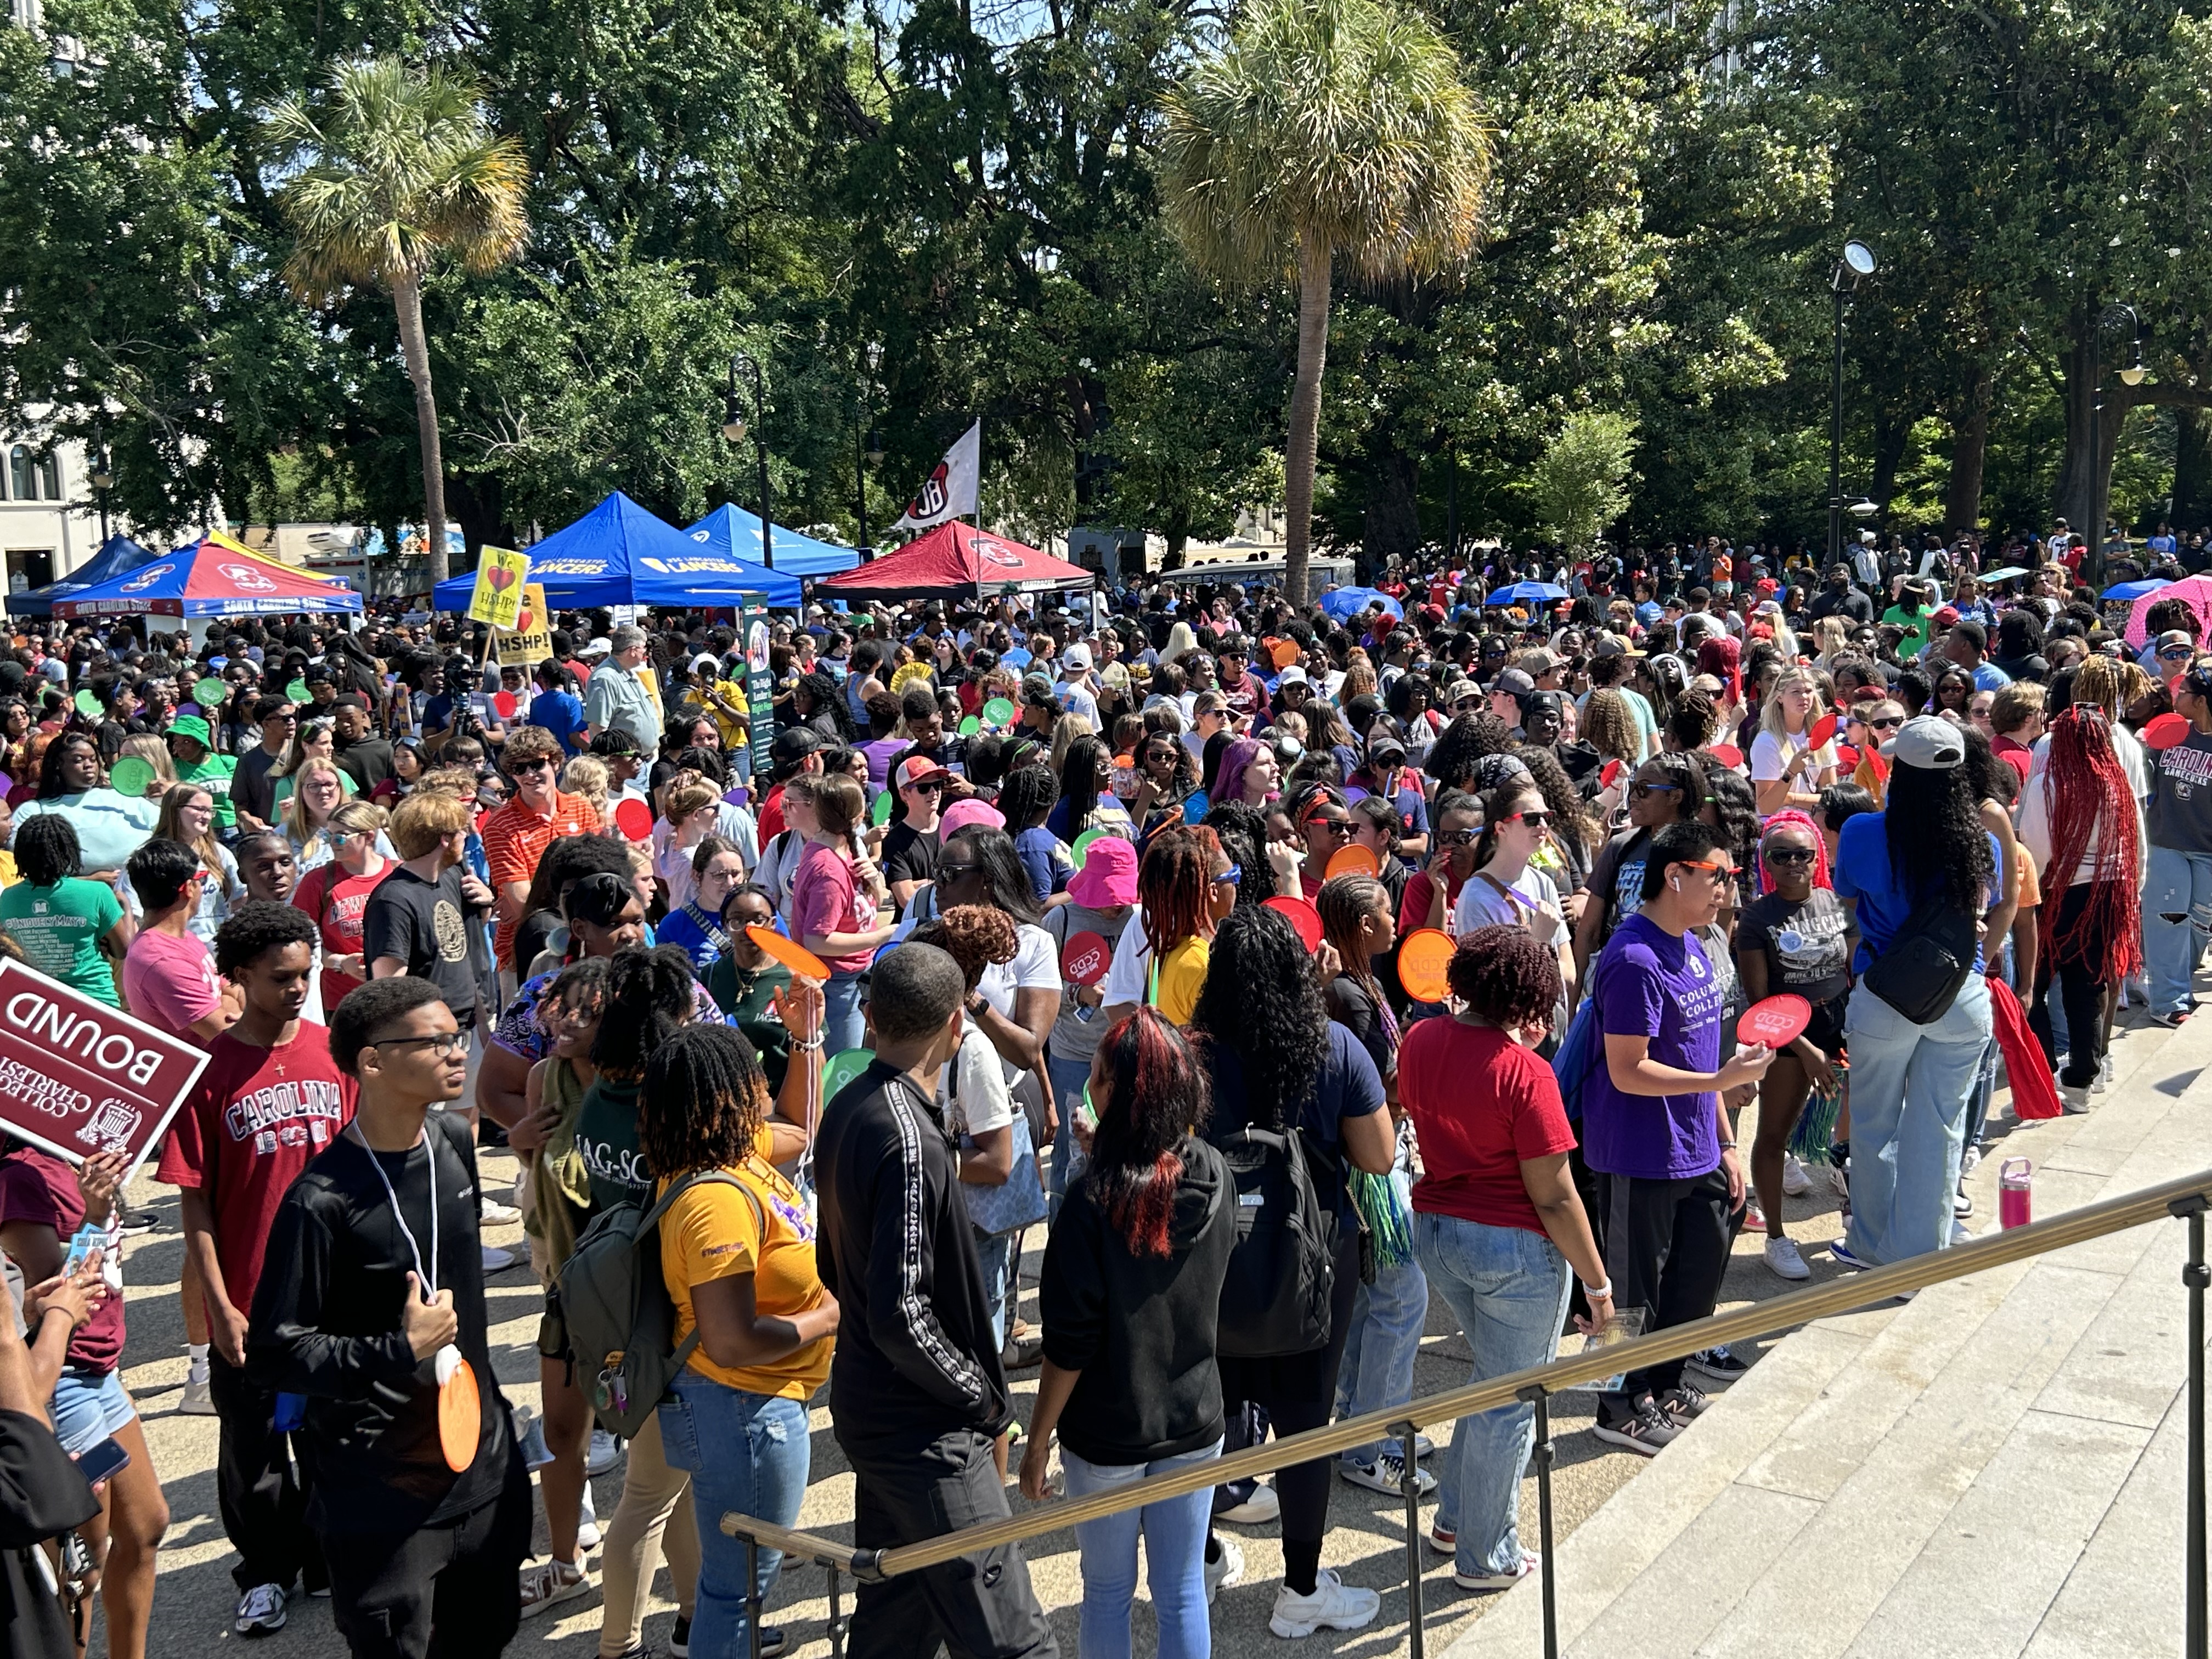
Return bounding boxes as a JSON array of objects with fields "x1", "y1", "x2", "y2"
[{"x1": 0, "y1": 438, "x2": 98, "y2": 593}]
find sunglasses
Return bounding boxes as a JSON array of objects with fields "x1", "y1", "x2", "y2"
[
  {"x1": 1867, "y1": 716, "x2": 1905, "y2": 731},
  {"x1": 936, "y1": 860, "x2": 979, "y2": 881},
  {"x1": 905, "y1": 778, "x2": 945, "y2": 794},
  {"x1": 1503, "y1": 810, "x2": 1552, "y2": 831},
  {"x1": 2161, "y1": 646, "x2": 2195, "y2": 659},
  {"x1": 1212, "y1": 864, "x2": 1242, "y2": 887},
  {"x1": 1630, "y1": 781, "x2": 1681, "y2": 799},
  {"x1": 1763, "y1": 847, "x2": 1817, "y2": 866},
  {"x1": 1677, "y1": 859, "x2": 1737, "y2": 880},
  {"x1": 1438, "y1": 827, "x2": 1480, "y2": 847},
  {"x1": 509, "y1": 757, "x2": 556, "y2": 775},
  {"x1": 1305, "y1": 816, "x2": 1356, "y2": 840}
]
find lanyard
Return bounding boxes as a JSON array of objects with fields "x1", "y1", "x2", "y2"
[{"x1": 350, "y1": 1124, "x2": 438, "y2": 1299}]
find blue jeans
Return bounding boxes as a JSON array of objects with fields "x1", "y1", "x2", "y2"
[
  {"x1": 823, "y1": 971, "x2": 867, "y2": 1056},
  {"x1": 1060, "y1": 1439, "x2": 1221, "y2": 1659},
  {"x1": 1844, "y1": 974, "x2": 1991, "y2": 1266},
  {"x1": 974, "y1": 1228, "x2": 1013, "y2": 1350},
  {"x1": 1046, "y1": 1050, "x2": 1092, "y2": 1225},
  {"x1": 2146, "y1": 845, "x2": 2212, "y2": 1017},
  {"x1": 1333, "y1": 1255, "x2": 1429, "y2": 1465},
  {"x1": 1414, "y1": 1211, "x2": 1571, "y2": 1578},
  {"x1": 657, "y1": 1376, "x2": 812, "y2": 1659}
]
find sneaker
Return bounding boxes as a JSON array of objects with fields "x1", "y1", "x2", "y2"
[
  {"x1": 1962, "y1": 1143, "x2": 1983, "y2": 1176},
  {"x1": 482, "y1": 1243, "x2": 518, "y2": 1273},
  {"x1": 1426, "y1": 1521, "x2": 1456, "y2": 1554},
  {"x1": 2061, "y1": 1082, "x2": 2095, "y2": 1115},
  {"x1": 518, "y1": 1556, "x2": 593, "y2": 1618},
  {"x1": 1763, "y1": 1235, "x2": 1812, "y2": 1281},
  {"x1": 2155, "y1": 1009, "x2": 2191, "y2": 1029},
  {"x1": 480, "y1": 1198, "x2": 522, "y2": 1226},
  {"x1": 1217, "y1": 1482, "x2": 1280, "y2": 1525},
  {"x1": 1743, "y1": 1195, "x2": 1768, "y2": 1233},
  {"x1": 1781, "y1": 1154, "x2": 1813, "y2": 1197},
  {"x1": 1685, "y1": 1346, "x2": 1750, "y2": 1386},
  {"x1": 1204, "y1": 1536, "x2": 1244, "y2": 1605},
  {"x1": 1590, "y1": 1402, "x2": 1680, "y2": 1457},
  {"x1": 1455, "y1": 1551, "x2": 1539, "y2": 1592},
  {"x1": 1656, "y1": 1382, "x2": 1711, "y2": 1423},
  {"x1": 233, "y1": 1583, "x2": 287, "y2": 1637},
  {"x1": 585, "y1": 1429, "x2": 621, "y2": 1477},
  {"x1": 1830, "y1": 1238, "x2": 1876, "y2": 1271},
  {"x1": 1339, "y1": 1454, "x2": 1436, "y2": 1497},
  {"x1": 179, "y1": 1374, "x2": 217, "y2": 1416},
  {"x1": 1000, "y1": 1324, "x2": 1045, "y2": 1370},
  {"x1": 1268, "y1": 1568, "x2": 1381, "y2": 1638},
  {"x1": 2101, "y1": 1053, "x2": 2116, "y2": 1088},
  {"x1": 1954, "y1": 1188, "x2": 1973, "y2": 1218},
  {"x1": 1951, "y1": 1221, "x2": 1973, "y2": 1246},
  {"x1": 669, "y1": 1613, "x2": 690, "y2": 1657},
  {"x1": 517, "y1": 1410, "x2": 554, "y2": 1469},
  {"x1": 115, "y1": 1205, "x2": 161, "y2": 1237},
  {"x1": 578, "y1": 1479, "x2": 601, "y2": 1553}
]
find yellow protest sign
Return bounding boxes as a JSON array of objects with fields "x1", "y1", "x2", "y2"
[
  {"x1": 496, "y1": 584, "x2": 552, "y2": 669},
  {"x1": 467, "y1": 546, "x2": 531, "y2": 629}
]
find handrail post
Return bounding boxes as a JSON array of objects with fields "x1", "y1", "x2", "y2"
[
  {"x1": 1520, "y1": 1383, "x2": 1559, "y2": 1659},
  {"x1": 2176, "y1": 1194, "x2": 2209, "y2": 1659},
  {"x1": 1398, "y1": 1420, "x2": 1425, "y2": 1659},
  {"x1": 746, "y1": 1536, "x2": 763, "y2": 1659},
  {"x1": 826, "y1": 1560, "x2": 849, "y2": 1659}
]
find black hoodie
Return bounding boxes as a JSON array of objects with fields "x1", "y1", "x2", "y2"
[{"x1": 1041, "y1": 1135, "x2": 1234, "y2": 1468}]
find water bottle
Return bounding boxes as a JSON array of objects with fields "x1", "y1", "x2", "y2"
[{"x1": 1999, "y1": 1157, "x2": 2033, "y2": 1230}]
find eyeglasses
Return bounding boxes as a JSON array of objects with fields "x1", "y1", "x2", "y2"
[
  {"x1": 369, "y1": 1030, "x2": 471, "y2": 1058},
  {"x1": 1211, "y1": 864, "x2": 1241, "y2": 887},
  {"x1": 1764, "y1": 847, "x2": 1817, "y2": 866}
]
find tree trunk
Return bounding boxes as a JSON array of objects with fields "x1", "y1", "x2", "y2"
[
  {"x1": 1943, "y1": 365, "x2": 1992, "y2": 536},
  {"x1": 2057, "y1": 306, "x2": 2104, "y2": 560},
  {"x1": 2177, "y1": 408, "x2": 2212, "y2": 531},
  {"x1": 1869, "y1": 406, "x2": 1912, "y2": 517},
  {"x1": 391, "y1": 267, "x2": 452, "y2": 586},
  {"x1": 1282, "y1": 228, "x2": 1331, "y2": 609},
  {"x1": 1362, "y1": 443, "x2": 1420, "y2": 578}
]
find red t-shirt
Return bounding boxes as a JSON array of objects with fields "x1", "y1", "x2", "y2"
[
  {"x1": 1992, "y1": 733, "x2": 2035, "y2": 785},
  {"x1": 758, "y1": 782, "x2": 789, "y2": 843},
  {"x1": 155, "y1": 1023, "x2": 355, "y2": 1316},
  {"x1": 0, "y1": 1148, "x2": 125, "y2": 1372},
  {"x1": 1397, "y1": 867, "x2": 1470, "y2": 944},
  {"x1": 1397, "y1": 1019, "x2": 1577, "y2": 1233},
  {"x1": 790, "y1": 842, "x2": 873, "y2": 974},
  {"x1": 294, "y1": 861, "x2": 390, "y2": 1012}
]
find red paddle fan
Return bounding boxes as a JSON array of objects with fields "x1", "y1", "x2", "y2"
[
  {"x1": 1060, "y1": 930, "x2": 1111, "y2": 987},
  {"x1": 1739, "y1": 994, "x2": 1811, "y2": 1049},
  {"x1": 1262, "y1": 895, "x2": 1324, "y2": 952},
  {"x1": 2145, "y1": 712, "x2": 2193, "y2": 751},
  {"x1": 1808, "y1": 712, "x2": 1838, "y2": 749}
]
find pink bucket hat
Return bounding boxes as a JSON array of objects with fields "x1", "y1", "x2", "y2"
[{"x1": 1066, "y1": 834, "x2": 1139, "y2": 909}]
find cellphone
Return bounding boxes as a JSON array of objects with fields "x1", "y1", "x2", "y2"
[
  {"x1": 61, "y1": 1222, "x2": 104, "y2": 1278},
  {"x1": 74, "y1": 1436, "x2": 129, "y2": 1486}
]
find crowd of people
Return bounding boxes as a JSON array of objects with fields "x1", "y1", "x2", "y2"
[{"x1": 0, "y1": 517, "x2": 2192, "y2": 1659}]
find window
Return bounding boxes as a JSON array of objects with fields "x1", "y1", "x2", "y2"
[
  {"x1": 34, "y1": 453, "x2": 58, "y2": 500},
  {"x1": 5, "y1": 447, "x2": 29, "y2": 503}
]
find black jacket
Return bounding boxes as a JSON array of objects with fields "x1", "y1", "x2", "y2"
[
  {"x1": 1041, "y1": 1136, "x2": 1234, "y2": 1468},
  {"x1": 247, "y1": 1111, "x2": 515, "y2": 1535},
  {"x1": 815, "y1": 1061, "x2": 1012, "y2": 1451}
]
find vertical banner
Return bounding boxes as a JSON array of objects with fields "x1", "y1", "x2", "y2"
[
  {"x1": 467, "y1": 546, "x2": 531, "y2": 629},
  {"x1": 739, "y1": 599, "x2": 776, "y2": 782},
  {"x1": 495, "y1": 584, "x2": 551, "y2": 669}
]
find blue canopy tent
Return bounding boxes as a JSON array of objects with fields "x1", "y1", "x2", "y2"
[
  {"x1": 5, "y1": 534, "x2": 161, "y2": 617},
  {"x1": 684, "y1": 506, "x2": 861, "y2": 577},
  {"x1": 2103, "y1": 578, "x2": 2170, "y2": 603},
  {"x1": 433, "y1": 492, "x2": 803, "y2": 612},
  {"x1": 1487, "y1": 580, "x2": 1571, "y2": 605},
  {"x1": 1318, "y1": 585, "x2": 1403, "y2": 622}
]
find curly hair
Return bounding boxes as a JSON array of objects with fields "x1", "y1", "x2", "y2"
[
  {"x1": 1882, "y1": 754, "x2": 1995, "y2": 917},
  {"x1": 1666, "y1": 690, "x2": 1719, "y2": 753},
  {"x1": 1189, "y1": 905, "x2": 1328, "y2": 1130},
  {"x1": 795, "y1": 670, "x2": 854, "y2": 740},
  {"x1": 1702, "y1": 768, "x2": 1761, "y2": 885},
  {"x1": 1516, "y1": 744, "x2": 1595, "y2": 854},
  {"x1": 1580, "y1": 689, "x2": 1640, "y2": 764},
  {"x1": 1200, "y1": 800, "x2": 1274, "y2": 905},
  {"x1": 1446, "y1": 925, "x2": 1561, "y2": 1028},
  {"x1": 907, "y1": 904, "x2": 1019, "y2": 992},
  {"x1": 594, "y1": 944, "x2": 699, "y2": 1080},
  {"x1": 1421, "y1": 712, "x2": 1514, "y2": 791},
  {"x1": 639, "y1": 1024, "x2": 775, "y2": 1178},
  {"x1": 213, "y1": 899, "x2": 318, "y2": 978}
]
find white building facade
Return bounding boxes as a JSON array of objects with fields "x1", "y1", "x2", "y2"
[{"x1": 0, "y1": 437, "x2": 99, "y2": 594}]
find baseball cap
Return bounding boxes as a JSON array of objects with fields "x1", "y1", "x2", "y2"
[
  {"x1": 770, "y1": 727, "x2": 822, "y2": 766},
  {"x1": 1933, "y1": 606, "x2": 1962, "y2": 627},
  {"x1": 894, "y1": 755, "x2": 951, "y2": 791},
  {"x1": 1062, "y1": 644, "x2": 1092, "y2": 673},
  {"x1": 1066, "y1": 834, "x2": 1139, "y2": 909},
  {"x1": 1591, "y1": 634, "x2": 1644, "y2": 659},
  {"x1": 1887, "y1": 714, "x2": 1965, "y2": 770},
  {"x1": 580, "y1": 637, "x2": 613, "y2": 658},
  {"x1": 2157, "y1": 629, "x2": 2196, "y2": 654},
  {"x1": 1277, "y1": 665, "x2": 1310, "y2": 687},
  {"x1": 1492, "y1": 668, "x2": 1536, "y2": 698},
  {"x1": 1366, "y1": 719, "x2": 1407, "y2": 761}
]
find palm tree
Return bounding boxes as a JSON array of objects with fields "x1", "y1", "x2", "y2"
[
  {"x1": 269, "y1": 58, "x2": 529, "y2": 585},
  {"x1": 1161, "y1": 0, "x2": 1488, "y2": 605}
]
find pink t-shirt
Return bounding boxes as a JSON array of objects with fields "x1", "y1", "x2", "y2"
[
  {"x1": 121, "y1": 927, "x2": 222, "y2": 1047},
  {"x1": 789, "y1": 842, "x2": 874, "y2": 975}
]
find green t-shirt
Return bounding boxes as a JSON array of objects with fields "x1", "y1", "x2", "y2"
[
  {"x1": 175, "y1": 752, "x2": 239, "y2": 832},
  {"x1": 1882, "y1": 603, "x2": 1933, "y2": 659},
  {"x1": 705, "y1": 953, "x2": 794, "y2": 1092},
  {"x1": 574, "y1": 1077, "x2": 648, "y2": 1216},
  {"x1": 0, "y1": 879, "x2": 125, "y2": 1006}
]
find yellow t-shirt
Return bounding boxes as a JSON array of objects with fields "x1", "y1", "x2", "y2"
[
  {"x1": 1154, "y1": 935, "x2": 1211, "y2": 1026},
  {"x1": 658, "y1": 1154, "x2": 831, "y2": 1401}
]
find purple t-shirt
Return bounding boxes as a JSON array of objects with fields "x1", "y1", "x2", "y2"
[{"x1": 1580, "y1": 913, "x2": 1726, "y2": 1181}]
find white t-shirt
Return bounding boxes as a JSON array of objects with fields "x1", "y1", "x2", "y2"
[
  {"x1": 977, "y1": 922, "x2": 1060, "y2": 1085},
  {"x1": 1748, "y1": 729, "x2": 1839, "y2": 784},
  {"x1": 2026, "y1": 725, "x2": 2151, "y2": 803},
  {"x1": 943, "y1": 1023, "x2": 1015, "y2": 1138},
  {"x1": 1454, "y1": 865, "x2": 1566, "y2": 940},
  {"x1": 1102, "y1": 906, "x2": 1156, "y2": 1006}
]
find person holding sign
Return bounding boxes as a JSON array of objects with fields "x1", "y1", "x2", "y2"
[{"x1": 248, "y1": 976, "x2": 529, "y2": 1659}]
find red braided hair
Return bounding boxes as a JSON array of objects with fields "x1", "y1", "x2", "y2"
[
  {"x1": 2037, "y1": 706, "x2": 2143, "y2": 983},
  {"x1": 1140, "y1": 825, "x2": 1222, "y2": 961}
]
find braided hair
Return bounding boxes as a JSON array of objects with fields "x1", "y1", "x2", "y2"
[
  {"x1": 1139, "y1": 825, "x2": 1223, "y2": 961},
  {"x1": 593, "y1": 945, "x2": 699, "y2": 1080},
  {"x1": 639, "y1": 1024, "x2": 774, "y2": 1178},
  {"x1": 2036, "y1": 705, "x2": 2143, "y2": 983},
  {"x1": 14, "y1": 813, "x2": 80, "y2": 887},
  {"x1": 1057, "y1": 735, "x2": 1107, "y2": 842},
  {"x1": 996, "y1": 763, "x2": 1058, "y2": 833},
  {"x1": 1318, "y1": 873, "x2": 1389, "y2": 1006},
  {"x1": 1087, "y1": 1007, "x2": 1211, "y2": 1260}
]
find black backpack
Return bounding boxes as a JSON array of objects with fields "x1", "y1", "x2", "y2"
[{"x1": 1212, "y1": 1122, "x2": 1338, "y2": 1359}]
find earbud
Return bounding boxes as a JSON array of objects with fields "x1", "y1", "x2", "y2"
[{"x1": 1671, "y1": 875, "x2": 1683, "y2": 892}]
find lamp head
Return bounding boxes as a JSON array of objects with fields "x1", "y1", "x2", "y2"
[
  {"x1": 721, "y1": 398, "x2": 747, "y2": 444},
  {"x1": 1843, "y1": 240, "x2": 1877, "y2": 276}
]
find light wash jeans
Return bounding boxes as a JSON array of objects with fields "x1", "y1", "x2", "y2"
[
  {"x1": 657, "y1": 1376, "x2": 812, "y2": 1659},
  {"x1": 1333, "y1": 1255, "x2": 1429, "y2": 1466},
  {"x1": 974, "y1": 1228, "x2": 1013, "y2": 1350},
  {"x1": 1844, "y1": 974, "x2": 1991, "y2": 1267},
  {"x1": 2146, "y1": 845, "x2": 2212, "y2": 1018},
  {"x1": 1414, "y1": 1211, "x2": 1571, "y2": 1578},
  {"x1": 1060, "y1": 1438, "x2": 1222, "y2": 1659},
  {"x1": 822, "y1": 972, "x2": 868, "y2": 1057},
  {"x1": 1045, "y1": 1051, "x2": 1092, "y2": 1225}
]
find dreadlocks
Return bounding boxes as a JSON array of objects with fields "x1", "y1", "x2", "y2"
[
  {"x1": 639, "y1": 1024, "x2": 775, "y2": 1178},
  {"x1": 1139, "y1": 825, "x2": 1222, "y2": 962},
  {"x1": 2036, "y1": 705, "x2": 2143, "y2": 984}
]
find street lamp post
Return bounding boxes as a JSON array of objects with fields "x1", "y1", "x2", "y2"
[
  {"x1": 724, "y1": 354, "x2": 771, "y2": 567},
  {"x1": 88, "y1": 442, "x2": 112, "y2": 543},
  {"x1": 1828, "y1": 240, "x2": 1878, "y2": 571}
]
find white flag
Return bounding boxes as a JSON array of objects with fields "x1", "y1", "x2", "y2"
[{"x1": 891, "y1": 420, "x2": 981, "y2": 532}]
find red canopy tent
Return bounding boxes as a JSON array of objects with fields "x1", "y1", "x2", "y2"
[{"x1": 820, "y1": 521, "x2": 1093, "y2": 600}]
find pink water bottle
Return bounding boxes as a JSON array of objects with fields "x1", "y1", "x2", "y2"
[{"x1": 1999, "y1": 1157, "x2": 2033, "y2": 1230}]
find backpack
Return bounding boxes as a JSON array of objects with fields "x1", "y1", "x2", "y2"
[
  {"x1": 1212, "y1": 1122, "x2": 1339, "y2": 1359},
  {"x1": 557, "y1": 1170, "x2": 761, "y2": 1437}
]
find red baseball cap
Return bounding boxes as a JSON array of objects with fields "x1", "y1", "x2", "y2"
[{"x1": 895, "y1": 755, "x2": 951, "y2": 791}]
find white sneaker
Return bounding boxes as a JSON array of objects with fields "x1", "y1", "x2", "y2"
[
  {"x1": 1338, "y1": 1454, "x2": 1436, "y2": 1496},
  {"x1": 1217, "y1": 1482, "x2": 1280, "y2": 1525},
  {"x1": 586, "y1": 1428, "x2": 621, "y2": 1477},
  {"x1": 1961, "y1": 1144, "x2": 1983, "y2": 1177},
  {"x1": 1763, "y1": 1235, "x2": 1812, "y2": 1281},
  {"x1": 2061, "y1": 1082, "x2": 2095, "y2": 1115},
  {"x1": 1455, "y1": 1550, "x2": 1539, "y2": 1592},
  {"x1": 481, "y1": 1198, "x2": 522, "y2": 1226},
  {"x1": 518, "y1": 1556, "x2": 593, "y2": 1618},
  {"x1": 577, "y1": 1477, "x2": 601, "y2": 1554},
  {"x1": 1204, "y1": 1535, "x2": 1244, "y2": 1604},
  {"x1": 179, "y1": 1374, "x2": 216, "y2": 1417},
  {"x1": 233, "y1": 1583, "x2": 287, "y2": 1636},
  {"x1": 1781, "y1": 1154, "x2": 1812, "y2": 1197},
  {"x1": 1268, "y1": 1568, "x2": 1380, "y2": 1638}
]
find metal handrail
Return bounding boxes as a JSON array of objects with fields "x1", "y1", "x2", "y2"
[{"x1": 725, "y1": 1165, "x2": 2212, "y2": 1577}]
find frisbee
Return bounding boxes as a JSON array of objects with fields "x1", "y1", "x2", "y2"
[
  {"x1": 981, "y1": 697, "x2": 1015, "y2": 728},
  {"x1": 72, "y1": 688, "x2": 100, "y2": 718},
  {"x1": 1263, "y1": 895, "x2": 1324, "y2": 952},
  {"x1": 821, "y1": 1047, "x2": 874, "y2": 1099},
  {"x1": 871, "y1": 789, "x2": 893, "y2": 827},
  {"x1": 493, "y1": 690, "x2": 518, "y2": 720},
  {"x1": 613, "y1": 797, "x2": 653, "y2": 840},
  {"x1": 1708, "y1": 742, "x2": 1743, "y2": 770},
  {"x1": 958, "y1": 714, "x2": 981, "y2": 737},
  {"x1": 437, "y1": 1351, "x2": 481, "y2": 1473},
  {"x1": 1325, "y1": 843, "x2": 1380, "y2": 879},
  {"x1": 1740, "y1": 993, "x2": 1812, "y2": 1049},
  {"x1": 1808, "y1": 712, "x2": 1838, "y2": 749},
  {"x1": 1061, "y1": 930, "x2": 1111, "y2": 986},
  {"x1": 194, "y1": 677, "x2": 227, "y2": 708},
  {"x1": 109, "y1": 757, "x2": 154, "y2": 798},
  {"x1": 1269, "y1": 639, "x2": 1301, "y2": 670},
  {"x1": 286, "y1": 678, "x2": 310, "y2": 703},
  {"x1": 1071, "y1": 827, "x2": 1108, "y2": 868},
  {"x1": 1398, "y1": 927, "x2": 1455, "y2": 1003},
  {"x1": 2145, "y1": 712, "x2": 2193, "y2": 751},
  {"x1": 1600, "y1": 758, "x2": 1625, "y2": 789},
  {"x1": 746, "y1": 924, "x2": 831, "y2": 981}
]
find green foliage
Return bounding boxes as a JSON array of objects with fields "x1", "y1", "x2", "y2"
[{"x1": 1523, "y1": 411, "x2": 1638, "y2": 549}]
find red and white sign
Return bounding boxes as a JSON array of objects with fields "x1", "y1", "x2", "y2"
[
  {"x1": 0, "y1": 958, "x2": 211, "y2": 1177},
  {"x1": 1061, "y1": 930, "x2": 1111, "y2": 987}
]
